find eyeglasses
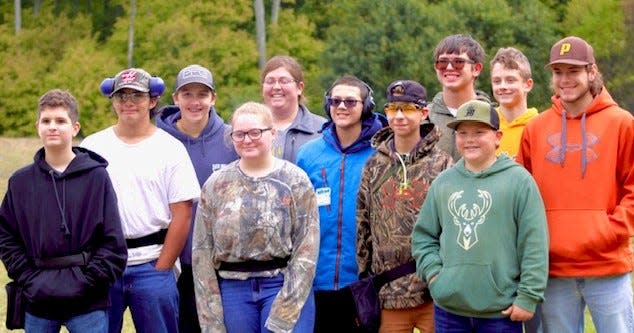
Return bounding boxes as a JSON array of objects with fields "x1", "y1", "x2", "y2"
[
  {"x1": 328, "y1": 97, "x2": 363, "y2": 109},
  {"x1": 112, "y1": 92, "x2": 149, "y2": 103},
  {"x1": 263, "y1": 77, "x2": 297, "y2": 86},
  {"x1": 230, "y1": 128, "x2": 272, "y2": 142},
  {"x1": 434, "y1": 58, "x2": 476, "y2": 70},
  {"x1": 384, "y1": 103, "x2": 422, "y2": 117}
]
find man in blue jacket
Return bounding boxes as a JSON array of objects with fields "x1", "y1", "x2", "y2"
[
  {"x1": 157, "y1": 64, "x2": 239, "y2": 333},
  {"x1": 296, "y1": 75, "x2": 385, "y2": 332}
]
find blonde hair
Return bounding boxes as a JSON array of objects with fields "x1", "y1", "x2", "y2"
[{"x1": 231, "y1": 102, "x2": 274, "y2": 128}]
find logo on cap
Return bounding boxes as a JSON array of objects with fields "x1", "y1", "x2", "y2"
[
  {"x1": 559, "y1": 43, "x2": 572, "y2": 56},
  {"x1": 465, "y1": 105, "x2": 476, "y2": 117},
  {"x1": 120, "y1": 70, "x2": 138, "y2": 84}
]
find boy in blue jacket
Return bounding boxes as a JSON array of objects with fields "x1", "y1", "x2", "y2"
[
  {"x1": 296, "y1": 75, "x2": 385, "y2": 332},
  {"x1": 0, "y1": 89, "x2": 127, "y2": 332}
]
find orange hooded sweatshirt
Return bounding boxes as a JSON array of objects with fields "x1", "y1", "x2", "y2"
[{"x1": 517, "y1": 87, "x2": 634, "y2": 277}]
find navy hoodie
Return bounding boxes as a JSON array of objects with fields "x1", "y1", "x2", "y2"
[
  {"x1": 0, "y1": 147, "x2": 127, "y2": 319},
  {"x1": 157, "y1": 105, "x2": 239, "y2": 264}
]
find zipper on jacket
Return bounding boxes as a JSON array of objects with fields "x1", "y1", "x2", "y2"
[{"x1": 333, "y1": 155, "x2": 347, "y2": 289}]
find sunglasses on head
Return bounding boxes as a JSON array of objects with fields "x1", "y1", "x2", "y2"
[
  {"x1": 384, "y1": 103, "x2": 421, "y2": 117},
  {"x1": 328, "y1": 97, "x2": 362, "y2": 108},
  {"x1": 434, "y1": 57, "x2": 476, "y2": 70}
]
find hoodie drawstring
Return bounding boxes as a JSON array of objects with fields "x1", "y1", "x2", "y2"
[
  {"x1": 49, "y1": 170, "x2": 70, "y2": 237},
  {"x1": 559, "y1": 110, "x2": 588, "y2": 178},
  {"x1": 395, "y1": 153, "x2": 409, "y2": 194}
]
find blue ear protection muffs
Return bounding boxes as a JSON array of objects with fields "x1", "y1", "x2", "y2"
[
  {"x1": 99, "y1": 71, "x2": 165, "y2": 98},
  {"x1": 323, "y1": 79, "x2": 375, "y2": 120}
]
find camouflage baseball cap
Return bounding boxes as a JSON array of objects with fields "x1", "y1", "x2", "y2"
[
  {"x1": 447, "y1": 99, "x2": 499, "y2": 130},
  {"x1": 547, "y1": 36, "x2": 595, "y2": 67},
  {"x1": 111, "y1": 68, "x2": 151, "y2": 95},
  {"x1": 175, "y1": 64, "x2": 215, "y2": 92}
]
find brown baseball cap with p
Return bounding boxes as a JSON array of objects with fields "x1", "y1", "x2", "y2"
[{"x1": 547, "y1": 36, "x2": 595, "y2": 67}]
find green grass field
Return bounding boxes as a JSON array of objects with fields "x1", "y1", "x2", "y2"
[{"x1": 0, "y1": 137, "x2": 621, "y2": 332}]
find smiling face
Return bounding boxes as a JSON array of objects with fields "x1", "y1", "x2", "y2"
[
  {"x1": 550, "y1": 63, "x2": 595, "y2": 109},
  {"x1": 231, "y1": 111, "x2": 275, "y2": 162},
  {"x1": 435, "y1": 52, "x2": 482, "y2": 92},
  {"x1": 329, "y1": 84, "x2": 364, "y2": 132},
  {"x1": 173, "y1": 83, "x2": 215, "y2": 125},
  {"x1": 112, "y1": 88, "x2": 157, "y2": 125},
  {"x1": 455, "y1": 121, "x2": 501, "y2": 172},
  {"x1": 36, "y1": 106, "x2": 80, "y2": 151},
  {"x1": 261, "y1": 67, "x2": 304, "y2": 115},
  {"x1": 491, "y1": 63, "x2": 533, "y2": 110},
  {"x1": 385, "y1": 102, "x2": 428, "y2": 141}
]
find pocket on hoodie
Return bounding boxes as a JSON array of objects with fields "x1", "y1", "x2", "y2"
[{"x1": 429, "y1": 263, "x2": 505, "y2": 313}]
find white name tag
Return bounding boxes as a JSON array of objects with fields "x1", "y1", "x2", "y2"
[{"x1": 315, "y1": 187, "x2": 331, "y2": 207}]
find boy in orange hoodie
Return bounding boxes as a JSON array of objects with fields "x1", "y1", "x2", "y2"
[{"x1": 517, "y1": 36, "x2": 634, "y2": 333}]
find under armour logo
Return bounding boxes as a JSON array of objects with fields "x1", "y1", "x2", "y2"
[{"x1": 545, "y1": 132, "x2": 599, "y2": 164}]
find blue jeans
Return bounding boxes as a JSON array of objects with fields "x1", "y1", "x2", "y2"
[
  {"x1": 108, "y1": 260, "x2": 179, "y2": 333},
  {"x1": 25, "y1": 310, "x2": 107, "y2": 333},
  {"x1": 541, "y1": 274, "x2": 634, "y2": 333},
  {"x1": 434, "y1": 305, "x2": 522, "y2": 333},
  {"x1": 219, "y1": 274, "x2": 315, "y2": 332}
]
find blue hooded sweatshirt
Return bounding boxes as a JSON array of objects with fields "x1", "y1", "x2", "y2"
[
  {"x1": 296, "y1": 113, "x2": 386, "y2": 291},
  {"x1": 157, "y1": 105, "x2": 239, "y2": 264}
]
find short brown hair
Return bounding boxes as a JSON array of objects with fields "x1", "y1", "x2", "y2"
[
  {"x1": 433, "y1": 34, "x2": 486, "y2": 64},
  {"x1": 38, "y1": 89, "x2": 79, "y2": 122},
  {"x1": 490, "y1": 47, "x2": 532, "y2": 81}
]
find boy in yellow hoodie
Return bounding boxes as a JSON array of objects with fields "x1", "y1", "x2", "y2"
[{"x1": 490, "y1": 47, "x2": 537, "y2": 158}]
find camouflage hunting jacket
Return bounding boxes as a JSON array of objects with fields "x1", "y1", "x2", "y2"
[
  {"x1": 356, "y1": 123, "x2": 453, "y2": 309},
  {"x1": 192, "y1": 159, "x2": 319, "y2": 333}
]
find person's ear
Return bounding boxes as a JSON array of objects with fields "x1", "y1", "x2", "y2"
[{"x1": 72, "y1": 122, "x2": 81, "y2": 137}]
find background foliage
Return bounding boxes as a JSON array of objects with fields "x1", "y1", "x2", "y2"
[{"x1": 0, "y1": 0, "x2": 632, "y2": 137}]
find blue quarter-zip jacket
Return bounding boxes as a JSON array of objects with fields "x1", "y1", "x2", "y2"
[{"x1": 296, "y1": 113, "x2": 385, "y2": 290}]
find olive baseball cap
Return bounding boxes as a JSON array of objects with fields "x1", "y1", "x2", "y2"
[
  {"x1": 447, "y1": 99, "x2": 499, "y2": 130},
  {"x1": 547, "y1": 36, "x2": 595, "y2": 67}
]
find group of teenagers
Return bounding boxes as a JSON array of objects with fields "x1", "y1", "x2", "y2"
[{"x1": 0, "y1": 32, "x2": 632, "y2": 333}]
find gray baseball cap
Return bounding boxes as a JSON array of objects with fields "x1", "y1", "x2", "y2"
[{"x1": 175, "y1": 64, "x2": 215, "y2": 91}]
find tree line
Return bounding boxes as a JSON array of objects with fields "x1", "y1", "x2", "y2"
[{"x1": 0, "y1": 0, "x2": 631, "y2": 136}]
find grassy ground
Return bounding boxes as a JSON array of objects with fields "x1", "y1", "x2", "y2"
[{"x1": 0, "y1": 137, "x2": 621, "y2": 332}]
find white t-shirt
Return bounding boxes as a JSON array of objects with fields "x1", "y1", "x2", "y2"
[{"x1": 81, "y1": 126, "x2": 200, "y2": 265}]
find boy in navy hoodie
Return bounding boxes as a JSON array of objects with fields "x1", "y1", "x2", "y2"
[
  {"x1": 0, "y1": 89, "x2": 127, "y2": 332},
  {"x1": 157, "y1": 64, "x2": 239, "y2": 333}
]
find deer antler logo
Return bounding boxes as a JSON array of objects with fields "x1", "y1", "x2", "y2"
[{"x1": 448, "y1": 190, "x2": 492, "y2": 250}]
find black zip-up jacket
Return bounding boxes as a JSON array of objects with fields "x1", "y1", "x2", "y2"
[{"x1": 0, "y1": 147, "x2": 127, "y2": 319}]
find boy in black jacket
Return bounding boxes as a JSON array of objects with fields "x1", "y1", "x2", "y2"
[{"x1": 0, "y1": 89, "x2": 127, "y2": 332}]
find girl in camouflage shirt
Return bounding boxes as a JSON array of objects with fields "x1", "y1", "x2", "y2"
[{"x1": 192, "y1": 102, "x2": 320, "y2": 333}]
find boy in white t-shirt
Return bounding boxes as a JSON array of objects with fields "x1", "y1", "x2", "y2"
[{"x1": 81, "y1": 68, "x2": 199, "y2": 333}]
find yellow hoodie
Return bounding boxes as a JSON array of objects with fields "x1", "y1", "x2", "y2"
[{"x1": 496, "y1": 107, "x2": 538, "y2": 158}]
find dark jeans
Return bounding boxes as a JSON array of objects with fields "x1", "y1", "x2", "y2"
[
  {"x1": 314, "y1": 287, "x2": 365, "y2": 333},
  {"x1": 178, "y1": 263, "x2": 201, "y2": 333},
  {"x1": 434, "y1": 305, "x2": 522, "y2": 333}
]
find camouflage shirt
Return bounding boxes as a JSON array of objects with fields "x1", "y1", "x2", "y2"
[
  {"x1": 356, "y1": 123, "x2": 453, "y2": 309},
  {"x1": 192, "y1": 159, "x2": 319, "y2": 333}
]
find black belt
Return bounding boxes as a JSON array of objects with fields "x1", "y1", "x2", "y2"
[
  {"x1": 34, "y1": 251, "x2": 91, "y2": 269},
  {"x1": 126, "y1": 229, "x2": 168, "y2": 249},
  {"x1": 219, "y1": 256, "x2": 290, "y2": 272}
]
